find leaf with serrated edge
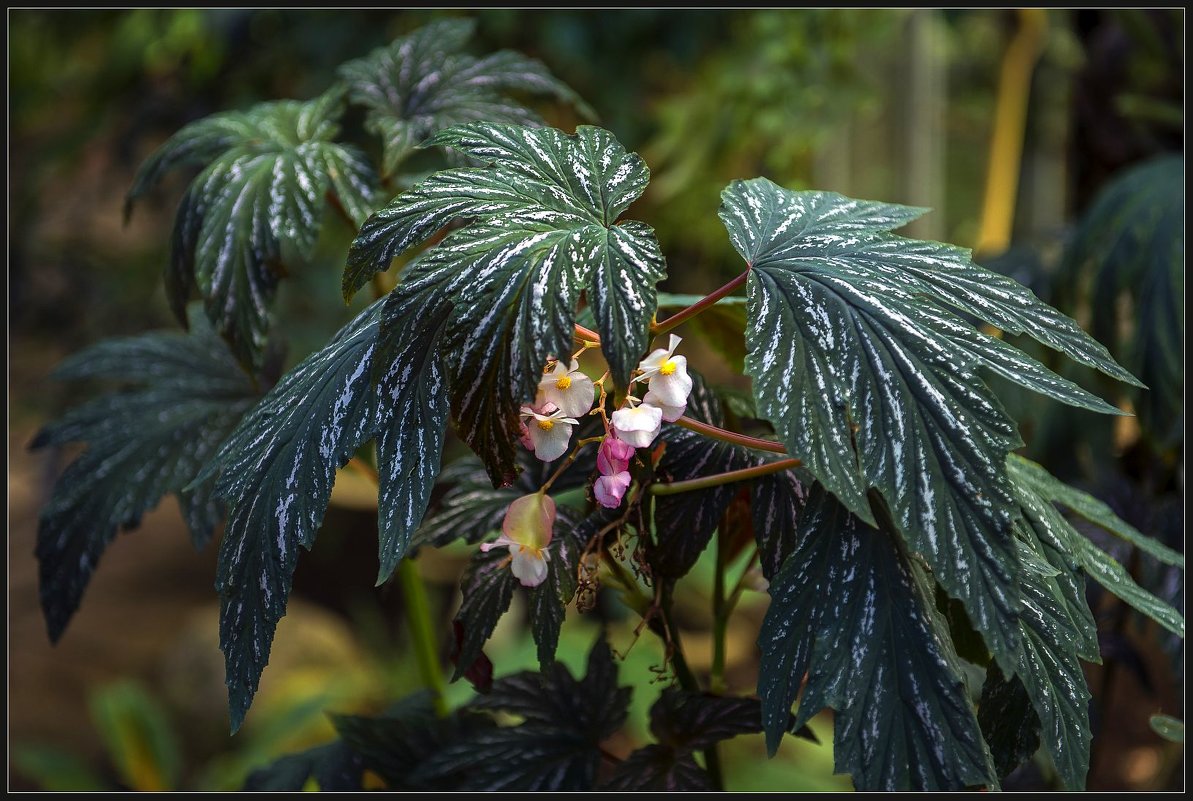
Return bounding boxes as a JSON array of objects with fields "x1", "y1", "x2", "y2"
[
  {"x1": 758, "y1": 485, "x2": 996, "y2": 791},
  {"x1": 338, "y1": 19, "x2": 593, "y2": 177},
  {"x1": 199, "y1": 301, "x2": 384, "y2": 732},
  {"x1": 1009, "y1": 455, "x2": 1184, "y2": 638},
  {"x1": 32, "y1": 312, "x2": 257, "y2": 641},
  {"x1": 1010, "y1": 454, "x2": 1184, "y2": 568},
  {"x1": 348, "y1": 125, "x2": 666, "y2": 486},
  {"x1": 129, "y1": 90, "x2": 377, "y2": 368},
  {"x1": 723, "y1": 179, "x2": 1136, "y2": 676}
]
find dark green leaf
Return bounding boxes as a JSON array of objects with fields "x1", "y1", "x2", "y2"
[
  {"x1": 724, "y1": 179, "x2": 1135, "y2": 676},
  {"x1": 601, "y1": 746, "x2": 713, "y2": 791},
  {"x1": 978, "y1": 668, "x2": 1041, "y2": 780},
  {"x1": 451, "y1": 541, "x2": 517, "y2": 683},
  {"x1": 200, "y1": 302, "x2": 385, "y2": 732},
  {"x1": 471, "y1": 637, "x2": 630, "y2": 739},
  {"x1": 32, "y1": 312, "x2": 257, "y2": 641},
  {"x1": 1010, "y1": 454, "x2": 1184, "y2": 568},
  {"x1": 333, "y1": 696, "x2": 497, "y2": 791},
  {"x1": 414, "y1": 437, "x2": 596, "y2": 550},
  {"x1": 750, "y1": 470, "x2": 806, "y2": 580},
  {"x1": 348, "y1": 124, "x2": 665, "y2": 483},
  {"x1": 527, "y1": 507, "x2": 610, "y2": 669},
  {"x1": 652, "y1": 372, "x2": 759, "y2": 578},
  {"x1": 243, "y1": 741, "x2": 363, "y2": 791},
  {"x1": 1064, "y1": 155, "x2": 1183, "y2": 447},
  {"x1": 650, "y1": 688, "x2": 770, "y2": 750},
  {"x1": 1009, "y1": 456, "x2": 1184, "y2": 638},
  {"x1": 758, "y1": 485, "x2": 996, "y2": 791},
  {"x1": 1004, "y1": 520, "x2": 1093, "y2": 790},
  {"x1": 373, "y1": 260, "x2": 453, "y2": 582},
  {"x1": 338, "y1": 19, "x2": 593, "y2": 177},
  {"x1": 129, "y1": 90, "x2": 378, "y2": 367},
  {"x1": 1149, "y1": 714, "x2": 1184, "y2": 743}
]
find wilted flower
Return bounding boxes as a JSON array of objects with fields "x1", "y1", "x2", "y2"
[
  {"x1": 481, "y1": 492, "x2": 556, "y2": 587},
  {"x1": 537, "y1": 358, "x2": 595, "y2": 418}
]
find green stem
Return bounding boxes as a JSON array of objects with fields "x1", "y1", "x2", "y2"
[
  {"x1": 711, "y1": 528, "x2": 728, "y2": 696},
  {"x1": 397, "y1": 558, "x2": 449, "y2": 717},
  {"x1": 650, "y1": 458, "x2": 801, "y2": 496},
  {"x1": 660, "y1": 582, "x2": 723, "y2": 790},
  {"x1": 675, "y1": 416, "x2": 788, "y2": 454},
  {"x1": 652, "y1": 269, "x2": 750, "y2": 336}
]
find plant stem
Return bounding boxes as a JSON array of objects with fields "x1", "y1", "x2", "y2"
[
  {"x1": 397, "y1": 558, "x2": 449, "y2": 717},
  {"x1": 660, "y1": 582, "x2": 723, "y2": 790},
  {"x1": 649, "y1": 458, "x2": 801, "y2": 496},
  {"x1": 574, "y1": 322, "x2": 602, "y2": 344},
  {"x1": 711, "y1": 528, "x2": 728, "y2": 695},
  {"x1": 675, "y1": 416, "x2": 788, "y2": 454},
  {"x1": 346, "y1": 453, "x2": 448, "y2": 716},
  {"x1": 652, "y1": 269, "x2": 750, "y2": 336}
]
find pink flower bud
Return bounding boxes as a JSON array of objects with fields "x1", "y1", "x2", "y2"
[
  {"x1": 594, "y1": 471, "x2": 632, "y2": 508},
  {"x1": 597, "y1": 435, "x2": 636, "y2": 475}
]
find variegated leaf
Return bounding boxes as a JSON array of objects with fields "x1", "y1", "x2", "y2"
[
  {"x1": 31, "y1": 310, "x2": 258, "y2": 641},
  {"x1": 198, "y1": 301, "x2": 385, "y2": 732},
  {"x1": 338, "y1": 19, "x2": 593, "y2": 177},
  {"x1": 724, "y1": 178, "x2": 1137, "y2": 676},
  {"x1": 128, "y1": 89, "x2": 378, "y2": 368},
  {"x1": 1009, "y1": 455, "x2": 1185, "y2": 638},
  {"x1": 349, "y1": 123, "x2": 666, "y2": 483},
  {"x1": 758, "y1": 486, "x2": 997, "y2": 791}
]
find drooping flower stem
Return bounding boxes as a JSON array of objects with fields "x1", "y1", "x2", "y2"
[
  {"x1": 540, "y1": 437, "x2": 602, "y2": 492},
  {"x1": 651, "y1": 269, "x2": 750, "y2": 336},
  {"x1": 397, "y1": 558, "x2": 450, "y2": 716},
  {"x1": 674, "y1": 416, "x2": 788, "y2": 454},
  {"x1": 649, "y1": 458, "x2": 801, "y2": 496},
  {"x1": 348, "y1": 452, "x2": 448, "y2": 716}
]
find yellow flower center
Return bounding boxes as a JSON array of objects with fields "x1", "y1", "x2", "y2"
[
  {"x1": 537, "y1": 419, "x2": 555, "y2": 431},
  {"x1": 659, "y1": 359, "x2": 677, "y2": 376},
  {"x1": 555, "y1": 375, "x2": 572, "y2": 390}
]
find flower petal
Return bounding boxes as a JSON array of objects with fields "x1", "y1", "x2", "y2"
[
  {"x1": 611, "y1": 404, "x2": 662, "y2": 448},
  {"x1": 510, "y1": 547, "x2": 549, "y2": 587},
  {"x1": 528, "y1": 418, "x2": 574, "y2": 462},
  {"x1": 501, "y1": 493, "x2": 556, "y2": 550},
  {"x1": 643, "y1": 389, "x2": 685, "y2": 422}
]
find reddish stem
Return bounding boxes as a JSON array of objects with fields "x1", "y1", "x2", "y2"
[
  {"x1": 652, "y1": 269, "x2": 750, "y2": 336},
  {"x1": 675, "y1": 416, "x2": 787, "y2": 454}
]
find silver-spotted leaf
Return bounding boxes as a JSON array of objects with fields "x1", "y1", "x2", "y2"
[
  {"x1": 31, "y1": 312, "x2": 258, "y2": 642},
  {"x1": 1009, "y1": 455, "x2": 1185, "y2": 638},
  {"x1": 200, "y1": 301, "x2": 385, "y2": 732},
  {"x1": 724, "y1": 178, "x2": 1137, "y2": 676},
  {"x1": 338, "y1": 19, "x2": 593, "y2": 177},
  {"x1": 758, "y1": 485, "x2": 997, "y2": 791},
  {"x1": 129, "y1": 90, "x2": 378, "y2": 368},
  {"x1": 346, "y1": 124, "x2": 666, "y2": 482}
]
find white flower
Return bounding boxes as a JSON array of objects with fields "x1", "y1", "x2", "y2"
[
  {"x1": 611, "y1": 401, "x2": 662, "y2": 449},
  {"x1": 520, "y1": 404, "x2": 579, "y2": 462},
  {"x1": 642, "y1": 388, "x2": 685, "y2": 423},
  {"x1": 634, "y1": 334, "x2": 692, "y2": 407},
  {"x1": 480, "y1": 493, "x2": 555, "y2": 588},
  {"x1": 536, "y1": 358, "x2": 595, "y2": 418}
]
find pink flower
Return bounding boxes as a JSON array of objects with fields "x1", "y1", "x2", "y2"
[
  {"x1": 594, "y1": 471, "x2": 632, "y2": 509},
  {"x1": 481, "y1": 493, "x2": 556, "y2": 587},
  {"x1": 597, "y1": 435, "x2": 636, "y2": 476}
]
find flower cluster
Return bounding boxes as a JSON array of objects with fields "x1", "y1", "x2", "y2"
[{"x1": 489, "y1": 336, "x2": 694, "y2": 587}]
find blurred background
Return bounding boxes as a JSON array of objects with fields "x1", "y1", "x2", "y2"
[{"x1": 8, "y1": 8, "x2": 1183, "y2": 791}]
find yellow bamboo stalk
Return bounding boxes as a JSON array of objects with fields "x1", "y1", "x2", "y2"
[{"x1": 975, "y1": 8, "x2": 1049, "y2": 258}]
